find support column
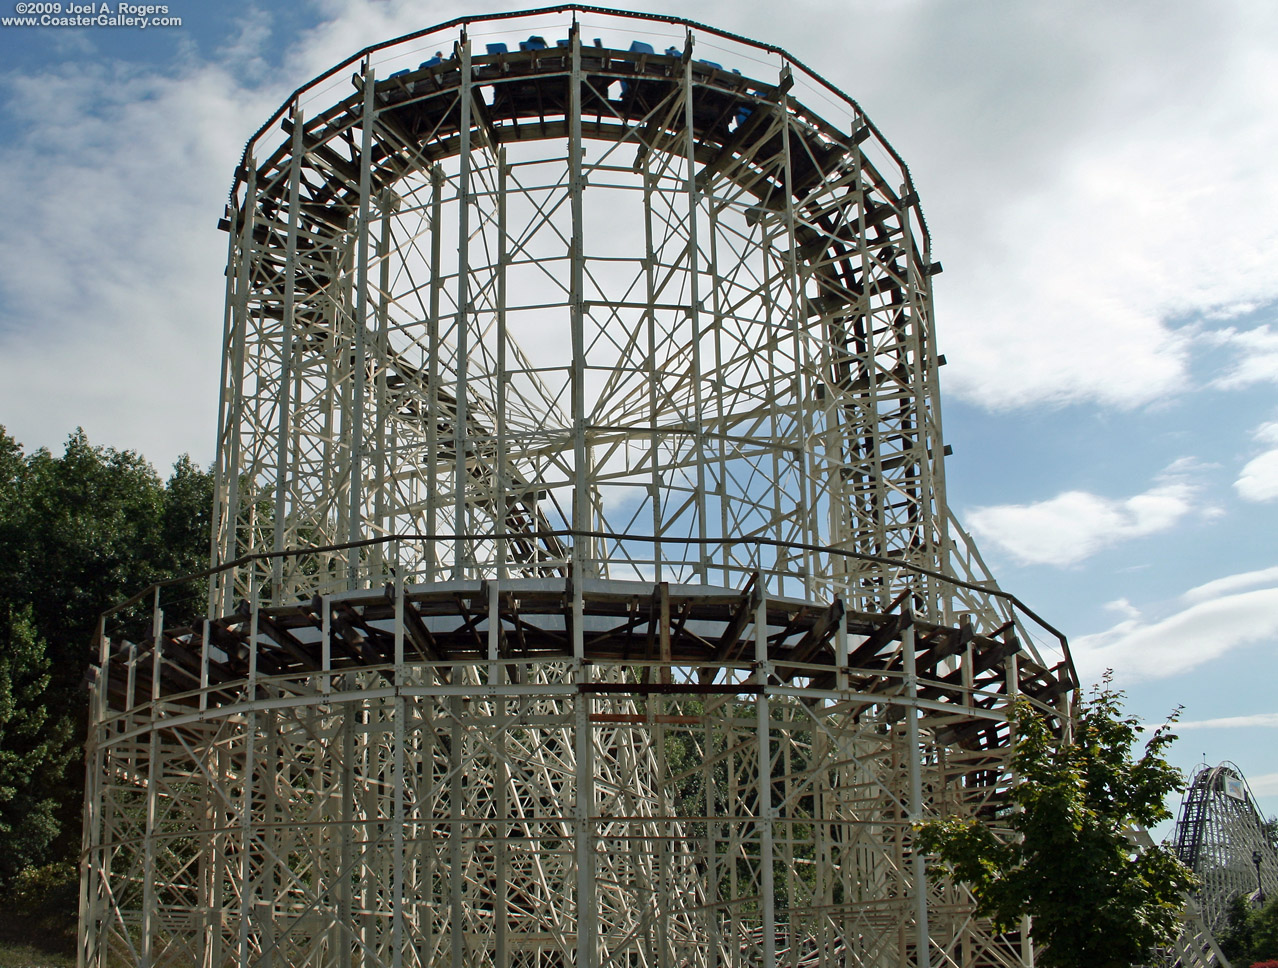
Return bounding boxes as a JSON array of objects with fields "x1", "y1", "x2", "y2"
[
  {"x1": 206, "y1": 742, "x2": 227, "y2": 968},
  {"x1": 703, "y1": 697, "x2": 720, "y2": 968},
  {"x1": 370, "y1": 191, "x2": 395, "y2": 583},
  {"x1": 643, "y1": 164, "x2": 662, "y2": 580},
  {"x1": 490, "y1": 582, "x2": 510, "y2": 968},
  {"x1": 141, "y1": 597, "x2": 164, "y2": 968},
  {"x1": 449, "y1": 695, "x2": 466, "y2": 968},
  {"x1": 339, "y1": 699, "x2": 356, "y2": 961},
  {"x1": 427, "y1": 165, "x2": 444, "y2": 581},
  {"x1": 237, "y1": 597, "x2": 260, "y2": 968},
  {"x1": 568, "y1": 25, "x2": 589, "y2": 576},
  {"x1": 273, "y1": 104, "x2": 304, "y2": 600},
  {"x1": 756, "y1": 584, "x2": 776, "y2": 968},
  {"x1": 261, "y1": 704, "x2": 278, "y2": 968},
  {"x1": 1005, "y1": 646, "x2": 1035, "y2": 968},
  {"x1": 569, "y1": 32, "x2": 599, "y2": 965},
  {"x1": 903, "y1": 618, "x2": 931, "y2": 968},
  {"x1": 654, "y1": 640, "x2": 672, "y2": 968},
  {"x1": 391, "y1": 572, "x2": 406, "y2": 968},
  {"x1": 347, "y1": 61, "x2": 376, "y2": 587},
  {"x1": 495, "y1": 150, "x2": 509, "y2": 581},
  {"x1": 453, "y1": 35, "x2": 474, "y2": 579},
  {"x1": 681, "y1": 33, "x2": 710, "y2": 581},
  {"x1": 217, "y1": 158, "x2": 258, "y2": 614},
  {"x1": 899, "y1": 187, "x2": 942, "y2": 612},
  {"x1": 78, "y1": 675, "x2": 103, "y2": 968},
  {"x1": 778, "y1": 68, "x2": 816, "y2": 597},
  {"x1": 84, "y1": 620, "x2": 114, "y2": 967}
]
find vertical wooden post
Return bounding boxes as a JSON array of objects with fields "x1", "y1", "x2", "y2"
[{"x1": 904, "y1": 618, "x2": 931, "y2": 968}]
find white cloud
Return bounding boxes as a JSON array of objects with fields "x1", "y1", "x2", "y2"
[
  {"x1": 1237, "y1": 452, "x2": 1278, "y2": 501},
  {"x1": 1206, "y1": 324, "x2": 1278, "y2": 390},
  {"x1": 1072, "y1": 577, "x2": 1278, "y2": 683},
  {"x1": 1104, "y1": 597, "x2": 1141, "y2": 620},
  {"x1": 1250, "y1": 772, "x2": 1278, "y2": 797},
  {"x1": 1183, "y1": 565, "x2": 1278, "y2": 604},
  {"x1": 1176, "y1": 713, "x2": 1278, "y2": 730},
  {"x1": 0, "y1": 54, "x2": 273, "y2": 466},
  {"x1": 966, "y1": 470, "x2": 1201, "y2": 567},
  {"x1": 0, "y1": 0, "x2": 474, "y2": 468},
  {"x1": 604, "y1": 4, "x2": 1278, "y2": 413},
  {"x1": 1236, "y1": 422, "x2": 1278, "y2": 503},
  {"x1": 831, "y1": 1, "x2": 1278, "y2": 411},
  {"x1": 3, "y1": 0, "x2": 1278, "y2": 472}
]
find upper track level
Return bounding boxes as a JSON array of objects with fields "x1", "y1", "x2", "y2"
[
  {"x1": 211, "y1": 7, "x2": 1067, "y2": 681},
  {"x1": 230, "y1": 6, "x2": 929, "y2": 245}
]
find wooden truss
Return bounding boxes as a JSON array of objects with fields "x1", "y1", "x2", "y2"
[
  {"x1": 1170, "y1": 763, "x2": 1278, "y2": 935},
  {"x1": 83, "y1": 572, "x2": 1073, "y2": 968},
  {"x1": 210, "y1": 10, "x2": 961, "y2": 618}
]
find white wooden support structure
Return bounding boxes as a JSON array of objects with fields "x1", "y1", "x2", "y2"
[{"x1": 80, "y1": 11, "x2": 1098, "y2": 968}]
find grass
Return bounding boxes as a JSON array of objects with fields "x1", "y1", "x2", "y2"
[{"x1": 0, "y1": 943, "x2": 76, "y2": 968}]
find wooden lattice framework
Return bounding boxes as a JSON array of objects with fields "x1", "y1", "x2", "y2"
[
  {"x1": 82, "y1": 569, "x2": 1073, "y2": 968},
  {"x1": 80, "y1": 9, "x2": 1085, "y2": 968},
  {"x1": 1171, "y1": 763, "x2": 1278, "y2": 934},
  {"x1": 208, "y1": 8, "x2": 962, "y2": 614}
]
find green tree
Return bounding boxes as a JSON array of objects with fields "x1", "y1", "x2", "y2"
[
  {"x1": 915, "y1": 676, "x2": 1196, "y2": 968},
  {"x1": 0, "y1": 426, "x2": 212, "y2": 878},
  {"x1": 1220, "y1": 893, "x2": 1278, "y2": 966},
  {"x1": 0, "y1": 605, "x2": 75, "y2": 886},
  {"x1": 0, "y1": 428, "x2": 212, "y2": 698}
]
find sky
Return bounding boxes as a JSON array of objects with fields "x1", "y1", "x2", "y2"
[{"x1": 0, "y1": 0, "x2": 1275, "y2": 829}]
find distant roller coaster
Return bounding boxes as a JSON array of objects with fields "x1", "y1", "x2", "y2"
[
  {"x1": 78, "y1": 8, "x2": 1093, "y2": 968},
  {"x1": 1172, "y1": 762, "x2": 1278, "y2": 934}
]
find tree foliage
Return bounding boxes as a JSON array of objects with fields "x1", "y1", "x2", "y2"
[
  {"x1": 0, "y1": 426, "x2": 212, "y2": 887},
  {"x1": 0, "y1": 430, "x2": 212, "y2": 703},
  {"x1": 0, "y1": 605, "x2": 76, "y2": 886},
  {"x1": 1219, "y1": 892, "x2": 1278, "y2": 967},
  {"x1": 915, "y1": 676, "x2": 1196, "y2": 968}
]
